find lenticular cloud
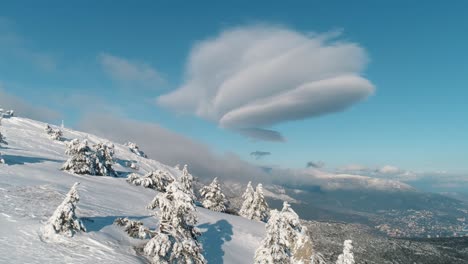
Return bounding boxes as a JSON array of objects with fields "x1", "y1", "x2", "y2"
[{"x1": 157, "y1": 25, "x2": 375, "y2": 141}]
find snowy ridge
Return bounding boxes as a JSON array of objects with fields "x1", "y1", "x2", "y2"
[{"x1": 0, "y1": 117, "x2": 265, "y2": 263}]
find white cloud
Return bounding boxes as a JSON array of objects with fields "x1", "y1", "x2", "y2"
[
  {"x1": 99, "y1": 53, "x2": 163, "y2": 88},
  {"x1": 157, "y1": 25, "x2": 374, "y2": 141},
  {"x1": 377, "y1": 165, "x2": 401, "y2": 175},
  {"x1": 0, "y1": 87, "x2": 61, "y2": 122}
]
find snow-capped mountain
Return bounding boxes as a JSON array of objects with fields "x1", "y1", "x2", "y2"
[{"x1": 0, "y1": 117, "x2": 265, "y2": 263}]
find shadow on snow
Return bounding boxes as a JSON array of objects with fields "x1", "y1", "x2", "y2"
[
  {"x1": 82, "y1": 215, "x2": 151, "y2": 232},
  {"x1": 2, "y1": 154, "x2": 63, "y2": 166},
  {"x1": 199, "y1": 219, "x2": 233, "y2": 263}
]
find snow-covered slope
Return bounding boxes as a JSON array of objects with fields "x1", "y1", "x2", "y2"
[{"x1": 0, "y1": 117, "x2": 265, "y2": 263}]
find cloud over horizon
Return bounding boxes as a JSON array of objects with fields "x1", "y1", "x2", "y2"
[
  {"x1": 157, "y1": 25, "x2": 375, "y2": 141},
  {"x1": 0, "y1": 87, "x2": 61, "y2": 123}
]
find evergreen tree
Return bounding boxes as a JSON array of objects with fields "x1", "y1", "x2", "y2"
[
  {"x1": 254, "y1": 202, "x2": 312, "y2": 264},
  {"x1": 336, "y1": 240, "x2": 355, "y2": 264},
  {"x1": 43, "y1": 182, "x2": 86, "y2": 237},
  {"x1": 124, "y1": 142, "x2": 148, "y2": 158},
  {"x1": 127, "y1": 170, "x2": 174, "y2": 192},
  {"x1": 94, "y1": 142, "x2": 117, "y2": 176},
  {"x1": 45, "y1": 124, "x2": 63, "y2": 141},
  {"x1": 144, "y1": 181, "x2": 206, "y2": 264},
  {"x1": 239, "y1": 181, "x2": 255, "y2": 219},
  {"x1": 114, "y1": 217, "x2": 154, "y2": 239},
  {"x1": 62, "y1": 139, "x2": 97, "y2": 175},
  {"x1": 200, "y1": 177, "x2": 227, "y2": 212},
  {"x1": 251, "y1": 183, "x2": 270, "y2": 222},
  {"x1": 180, "y1": 164, "x2": 195, "y2": 199}
]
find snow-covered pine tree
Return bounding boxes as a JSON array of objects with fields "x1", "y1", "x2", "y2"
[
  {"x1": 94, "y1": 142, "x2": 117, "y2": 177},
  {"x1": 144, "y1": 181, "x2": 206, "y2": 264},
  {"x1": 0, "y1": 131, "x2": 7, "y2": 164},
  {"x1": 45, "y1": 124, "x2": 63, "y2": 141},
  {"x1": 254, "y1": 209, "x2": 290, "y2": 263},
  {"x1": 114, "y1": 217, "x2": 154, "y2": 239},
  {"x1": 124, "y1": 142, "x2": 148, "y2": 158},
  {"x1": 43, "y1": 182, "x2": 86, "y2": 237},
  {"x1": 254, "y1": 201, "x2": 312, "y2": 264},
  {"x1": 239, "y1": 181, "x2": 255, "y2": 219},
  {"x1": 180, "y1": 164, "x2": 195, "y2": 199},
  {"x1": 200, "y1": 177, "x2": 227, "y2": 212},
  {"x1": 45, "y1": 124, "x2": 53, "y2": 134},
  {"x1": 336, "y1": 240, "x2": 355, "y2": 264},
  {"x1": 251, "y1": 183, "x2": 270, "y2": 222},
  {"x1": 50, "y1": 129, "x2": 63, "y2": 141},
  {"x1": 62, "y1": 139, "x2": 97, "y2": 175},
  {"x1": 127, "y1": 170, "x2": 175, "y2": 192},
  {"x1": 0, "y1": 108, "x2": 14, "y2": 118}
]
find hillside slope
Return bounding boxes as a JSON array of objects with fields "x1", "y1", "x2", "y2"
[{"x1": 0, "y1": 117, "x2": 265, "y2": 264}]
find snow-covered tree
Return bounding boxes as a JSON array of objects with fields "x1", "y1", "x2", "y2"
[
  {"x1": 127, "y1": 170, "x2": 175, "y2": 192},
  {"x1": 144, "y1": 181, "x2": 206, "y2": 264},
  {"x1": 336, "y1": 240, "x2": 355, "y2": 264},
  {"x1": 251, "y1": 183, "x2": 270, "y2": 222},
  {"x1": 114, "y1": 217, "x2": 154, "y2": 239},
  {"x1": 0, "y1": 108, "x2": 14, "y2": 118},
  {"x1": 254, "y1": 202, "x2": 312, "y2": 264},
  {"x1": 43, "y1": 182, "x2": 86, "y2": 237},
  {"x1": 200, "y1": 177, "x2": 227, "y2": 212},
  {"x1": 125, "y1": 161, "x2": 139, "y2": 170},
  {"x1": 94, "y1": 142, "x2": 117, "y2": 176},
  {"x1": 62, "y1": 139, "x2": 97, "y2": 175},
  {"x1": 124, "y1": 142, "x2": 148, "y2": 158},
  {"x1": 239, "y1": 181, "x2": 255, "y2": 218},
  {"x1": 180, "y1": 164, "x2": 195, "y2": 199},
  {"x1": 45, "y1": 124, "x2": 63, "y2": 141},
  {"x1": 0, "y1": 131, "x2": 7, "y2": 164}
]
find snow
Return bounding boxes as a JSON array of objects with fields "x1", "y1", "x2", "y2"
[{"x1": 0, "y1": 117, "x2": 265, "y2": 263}]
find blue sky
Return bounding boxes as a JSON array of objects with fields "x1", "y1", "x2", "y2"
[{"x1": 1, "y1": 0, "x2": 467, "y2": 174}]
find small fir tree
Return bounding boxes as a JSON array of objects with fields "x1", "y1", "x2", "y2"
[
  {"x1": 127, "y1": 170, "x2": 174, "y2": 192},
  {"x1": 336, "y1": 240, "x2": 355, "y2": 264},
  {"x1": 94, "y1": 142, "x2": 117, "y2": 176},
  {"x1": 144, "y1": 181, "x2": 206, "y2": 264},
  {"x1": 45, "y1": 124, "x2": 63, "y2": 141},
  {"x1": 114, "y1": 217, "x2": 154, "y2": 239},
  {"x1": 180, "y1": 164, "x2": 195, "y2": 199},
  {"x1": 62, "y1": 139, "x2": 97, "y2": 175},
  {"x1": 254, "y1": 202, "x2": 311, "y2": 264},
  {"x1": 124, "y1": 142, "x2": 148, "y2": 158},
  {"x1": 239, "y1": 181, "x2": 255, "y2": 219},
  {"x1": 200, "y1": 177, "x2": 227, "y2": 212},
  {"x1": 44, "y1": 182, "x2": 86, "y2": 237},
  {"x1": 251, "y1": 184, "x2": 270, "y2": 222}
]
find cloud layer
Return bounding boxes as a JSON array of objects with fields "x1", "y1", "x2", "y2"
[
  {"x1": 99, "y1": 53, "x2": 163, "y2": 88},
  {"x1": 157, "y1": 25, "x2": 374, "y2": 141},
  {"x1": 0, "y1": 87, "x2": 61, "y2": 123}
]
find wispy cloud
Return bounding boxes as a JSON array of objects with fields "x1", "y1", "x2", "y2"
[
  {"x1": 0, "y1": 17, "x2": 57, "y2": 71},
  {"x1": 306, "y1": 160, "x2": 325, "y2": 168},
  {"x1": 250, "y1": 150, "x2": 271, "y2": 160},
  {"x1": 98, "y1": 53, "x2": 164, "y2": 89},
  {"x1": 157, "y1": 25, "x2": 374, "y2": 141}
]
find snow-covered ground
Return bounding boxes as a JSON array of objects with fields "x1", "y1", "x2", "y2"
[{"x1": 0, "y1": 117, "x2": 265, "y2": 263}]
